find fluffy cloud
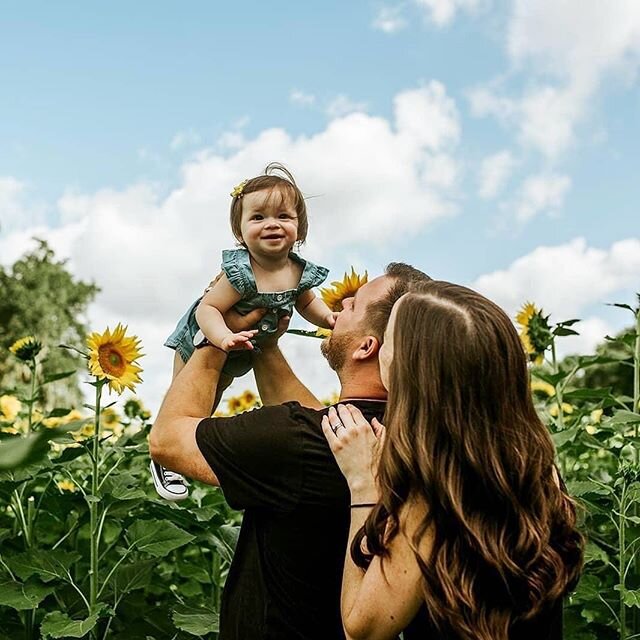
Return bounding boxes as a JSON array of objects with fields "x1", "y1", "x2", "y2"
[
  {"x1": 473, "y1": 237, "x2": 640, "y2": 319},
  {"x1": 478, "y1": 150, "x2": 516, "y2": 199},
  {"x1": 170, "y1": 129, "x2": 201, "y2": 151},
  {"x1": 0, "y1": 82, "x2": 462, "y2": 412},
  {"x1": 325, "y1": 95, "x2": 367, "y2": 118},
  {"x1": 372, "y1": 5, "x2": 407, "y2": 33},
  {"x1": 414, "y1": 0, "x2": 482, "y2": 27},
  {"x1": 511, "y1": 173, "x2": 571, "y2": 223},
  {"x1": 473, "y1": 237, "x2": 640, "y2": 356},
  {"x1": 289, "y1": 89, "x2": 316, "y2": 106},
  {"x1": 469, "y1": 1, "x2": 640, "y2": 158},
  {"x1": 0, "y1": 177, "x2": 47, "y2": 234}
]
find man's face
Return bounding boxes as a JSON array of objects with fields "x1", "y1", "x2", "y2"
[{"x1": 320, "y1": 275, "x2": 393, "y2": 372}]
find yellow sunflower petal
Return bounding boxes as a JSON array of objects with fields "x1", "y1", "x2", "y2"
[
  {"x1": 320, "y1": 267, "x2": 368, "y2": 312},
  {"x1": 516, "y1": 302, "x2": 538, "y2": 329}
]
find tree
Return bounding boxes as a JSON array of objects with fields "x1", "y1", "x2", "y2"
[
  {"x1": 0, "y1": 239, "x2": 99, "y2": 408},
  {"x1": 574, "y1": 328, "x2": 635, "y2": 399}
]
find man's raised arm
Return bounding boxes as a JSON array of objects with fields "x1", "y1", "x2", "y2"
[
  {"x1": 149, "y1": 306, "x2": 267, "y2": 485},
  {"x1": 253, "y1": 316, "x2": 324, "y2": 409}
]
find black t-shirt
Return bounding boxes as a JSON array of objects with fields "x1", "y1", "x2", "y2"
[{"x1": 195, "y1": 400, "x2": 387, "y2": 640}]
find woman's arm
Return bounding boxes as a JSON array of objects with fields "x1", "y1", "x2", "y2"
[
  {"x1": 340, "y1": 503, "x2": 427, "y2": 640},
  {"x1": 295, "y1": 289, "x2": 336, "y2": 329},
  {"x1": 322, "y1": 404, "x2": 427, "y2": 640}
]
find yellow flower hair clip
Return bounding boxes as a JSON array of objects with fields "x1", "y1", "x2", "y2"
[{"x1": 230, "y1": 179, "x2": 249, "y2": 198}]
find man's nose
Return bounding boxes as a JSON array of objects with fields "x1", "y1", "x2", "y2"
[{"x1": 342, "y1": 297, "x2": 353, "y2": 310}]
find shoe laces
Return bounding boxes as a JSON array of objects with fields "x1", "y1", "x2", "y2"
[{"x1": 162, "y1": 468, "x2": 183, "y2": 484}]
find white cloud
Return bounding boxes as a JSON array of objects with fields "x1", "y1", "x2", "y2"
[
  {"x1": 478, "y1": 150, "x2": 515, "y2": 199},
  {"x1": 394, "y1": 80, "x2": 460, "y2": 150},
  {"x1": 473, "y1": 237, "x2": 640, "y2": 320},
  {"x1": 414, "y1": 0, "x2": 482, "y2": 27},
  {"x1": 469, "y1": 1, "x2": 640, "y2": 158},
  {"x1": 0, "y1": 83, "x2": 462, "y2": 413},
  {"x1": 507, "y1": 0, "x2": 640, "y2": 84},
  {"x1": 326, "y1": 95, "x2": 368, "y2": 118},
  {"x1": 170, "y1": 129, "x2": 201, "y2": 151},
  {"x1": 289, "y1": 89, "x2": 316, "y2": 106},
  {"x1": 217, "y1": 131, "x2": 246, "y2": 150},
  {"x1": 557, "y1": 316, "x2": 614, "y2": 358},
  {"x1": 511, "y1": 173, "x2": 571, "y2": 223},
  {"x1": 0, "y1": 177, "x2": 47, "y2": 234},
  {"x1": 372, "y1": 5, "x2": 407, "y2": 33}
]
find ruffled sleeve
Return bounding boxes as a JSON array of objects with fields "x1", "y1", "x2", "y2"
[
  {"x1": 296, "y1": 257, "x2": 329, "y2": 293},
  {"x1": 221, "y1": 248, "x2": 255, "y2": 296}
]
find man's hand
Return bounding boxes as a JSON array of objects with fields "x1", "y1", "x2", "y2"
[
  {"x1": 260, "y1": 314, "x2": 291, "y2": 350},
  {"x1": 224, "y1": 307, "x2": 266, "y2": 333}
]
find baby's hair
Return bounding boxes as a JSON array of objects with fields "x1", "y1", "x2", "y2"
[{"x1": 230, "y1": 162, "x2": 308, "y2": 246}]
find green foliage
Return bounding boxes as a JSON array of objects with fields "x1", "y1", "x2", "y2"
[
  {"x1": 0, "y1": 239, "x2": 99, "y2": 408},
  {"x1": 534, "y1": 298, "x2": 640, "y2": 640}
]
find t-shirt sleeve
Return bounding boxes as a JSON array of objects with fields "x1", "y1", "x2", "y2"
[{"x1": 195, "y1": 403, "x2": 304, "y2": 511}]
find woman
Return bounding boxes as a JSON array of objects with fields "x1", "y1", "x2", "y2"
[{"x1": 322, "y1": 281, "x2": 583, "y2": 640}]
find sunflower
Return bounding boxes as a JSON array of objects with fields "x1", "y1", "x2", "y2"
[
  {"x1": 315, "y1": 328, "x2": 332, "y2": 338},
  {"x1": 320, "y1": 268, "x2": 368, "y2": 312},
  {"x1": 57, "y1": 479, "x2": 76, "y2": 492},
  {"x1": 0, "y1": 395, "x2": 22, "y2": 421},
  {"x1": 515, "y1": 302, "x2": 553, "y2": 365},
  {"x1": 87, "y1": 324, "x2": 144, "y2": 394},
  {"x1": 530, "y1": 380, "x2": 556, "y2": 397},
  {"x1": 227, "y1": 396, "x2": 244, "y2": 414},
  {"x1": 549, "y1": 402, "x2": 575, "y2": 417},
  {"x1": 241, "y1": 390, "x2": 258, "y2": 408},
  {"x1": 9, "y1": 336, "x2": 42, "y2": 361}
]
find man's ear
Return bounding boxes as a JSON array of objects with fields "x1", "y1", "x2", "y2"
[{"x1": 352, "y1": 335, "x2": 380, "y2": 362}]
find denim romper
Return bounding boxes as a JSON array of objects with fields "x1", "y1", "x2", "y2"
[{"x1": 164, "y1": 248, "x2": 329, "y2": 377}]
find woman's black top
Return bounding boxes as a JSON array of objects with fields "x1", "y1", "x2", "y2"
[{"x1": 403, "y1": 600, "x2": 563, "y2": 639}]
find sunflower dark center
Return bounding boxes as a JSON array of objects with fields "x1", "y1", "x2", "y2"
[{"x1": 98, "y1": 345, "x2": 126, "y2": 377}]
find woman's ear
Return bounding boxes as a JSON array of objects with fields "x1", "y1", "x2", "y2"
[{"x1": 352, "y1": 336, "x2": 380, "y2": 362}]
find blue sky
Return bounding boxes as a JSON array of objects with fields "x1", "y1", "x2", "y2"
[{"x1": 2, "y1": 1, "x2": 639, "y2": 411}]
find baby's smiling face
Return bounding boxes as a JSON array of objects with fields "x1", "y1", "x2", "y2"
[{"x1": 239, "y1": 187, "x2": 299, "y2": 258}]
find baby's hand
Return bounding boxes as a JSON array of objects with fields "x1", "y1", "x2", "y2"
[
  {"x1": 324, "y1": 312, "x2": 339, "y2": 329},
  {"x1": 220, "y1": 330, "x2": 259, "y2": 352}
]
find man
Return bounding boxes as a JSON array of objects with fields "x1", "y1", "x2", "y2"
[{"x1": 150, "y1": 263, "x2": 431, "y2": 639}]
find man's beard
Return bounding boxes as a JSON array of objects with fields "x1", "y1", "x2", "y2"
[{"x1": 320, "y1": 330, "x2": 357, "y2": 372}]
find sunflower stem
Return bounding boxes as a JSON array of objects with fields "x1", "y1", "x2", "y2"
[
  {"x1": 89, "y1": 380, "x2": 104, "y2": 617},
  {"x1": 26, "y1": 358, "x2": 37, "y2": 435}
]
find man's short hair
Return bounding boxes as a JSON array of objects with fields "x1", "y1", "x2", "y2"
[{"x1": 364, "y1": 263, "x2": 432, "y2": 341}]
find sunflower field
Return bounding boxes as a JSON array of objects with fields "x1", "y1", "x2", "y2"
[{"x1": 0, "y1": 264, "x2": 639, "y2": 638}]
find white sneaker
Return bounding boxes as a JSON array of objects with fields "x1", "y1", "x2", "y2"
[{"x1": 150, "y1": 460, "x2": 189, "y2": 501}]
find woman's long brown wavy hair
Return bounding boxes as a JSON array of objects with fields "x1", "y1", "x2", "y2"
[{"x1": 353, "y1": 280, "x2": 583, "y2": 640}]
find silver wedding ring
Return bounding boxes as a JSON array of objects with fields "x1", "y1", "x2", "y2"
[{"x1": 331, "y1": 421, "x2": 345, "y2": 435}]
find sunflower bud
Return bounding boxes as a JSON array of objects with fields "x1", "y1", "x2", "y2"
[
  {"x1": 9, "y1": 336, "x2": 42, "y2": 361},
  {"x1": 516, "y1": 303, "x2": 553, "y2": 365}
]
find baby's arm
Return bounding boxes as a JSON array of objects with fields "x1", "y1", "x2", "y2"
[
  {"x1": 195, "y1": 275, "x2": 257, "y2": 351},
  {"x1": 295, "y1": 290, "x2": 338, "y2": 329}
]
